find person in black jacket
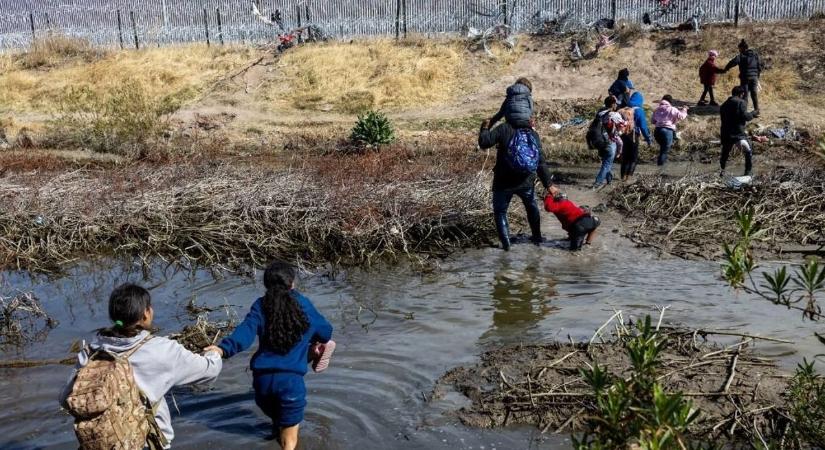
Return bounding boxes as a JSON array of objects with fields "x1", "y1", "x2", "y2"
[
  {"x1": 719, "y1": 86, "x2": 759, "y2": 176},
  {"x1": 723, "y1": 39, "x2": 763, "y2": 111},
  {"x1": 478, "y1": 119, "x2": 553, "y2": 251}
]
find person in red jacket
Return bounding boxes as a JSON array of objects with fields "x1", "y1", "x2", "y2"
[
  {"x1": 698, "y1": 50, "x2": 723, "y2": 106},
  {"x1": 543, "y1": 186, "x2": 601, "y2": 251}
]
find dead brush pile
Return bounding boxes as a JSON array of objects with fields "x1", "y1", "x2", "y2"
[
  {"x1": 0, "y1": 147, "x2": 494, "y2": 272},
  {"x1": 0, "y1": 291, "x2": 54, "y2": 348},
  {"x1": 610, "y1": 169, "x2": 825, "y2": 258},
  {"x1": 436, "y1": 319, "x2": 792, "y2": 445}
]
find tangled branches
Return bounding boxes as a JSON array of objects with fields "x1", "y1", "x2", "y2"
[
  {"x1": 0, "y1": 157, "x2": 493, "y2": 273},
  {"x1": 0, "y1": 291, "x2": 54, "y2": 348},
  {"x1": 436, "y1": 316, "x2": 794, "y2": 446},
  {"x1": 610, "y1": 169, "x2": 825, "y2": 258}
]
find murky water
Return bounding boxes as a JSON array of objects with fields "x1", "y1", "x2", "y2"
[{"x1": 1, "y1": 223, "x2": 822, "y2": 449}]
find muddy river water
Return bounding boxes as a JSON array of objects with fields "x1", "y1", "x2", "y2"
[{"x1": 1, "y1": 224, "x2": 822, "y2": 449}]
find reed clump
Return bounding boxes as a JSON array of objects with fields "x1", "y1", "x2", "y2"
[
  {"x1": 610, "y1": 169, "x2": 825, "y2": 258},
  {"x1": 0, "y1": 148, "x2": 494, "y2": 272}
]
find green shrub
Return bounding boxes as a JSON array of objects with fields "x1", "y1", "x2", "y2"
[
  {"x1": 350, "y1": 110, "x2": 395, "y2": 147},
  {"x1": 574, "y1": 316, "x2": 702, "y2": 449},
  {"x1": 46, "y1": 79, "x2": 184, "y2": 158},
  {"x1": 788, "y1": 359, "x2": 825, "y2": 444}
]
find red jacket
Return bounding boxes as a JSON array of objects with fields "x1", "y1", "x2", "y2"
[
  {"x1": 544, "y1": 194, "x2": 587, "y2": 231},
  {"x1": 699, "y1": 59, "x2": 719, "y2": 86}
]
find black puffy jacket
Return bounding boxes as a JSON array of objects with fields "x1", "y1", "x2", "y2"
[
  {"x1": 724, "y1": 49, "x2": 762, "y2": 80},
  {"x1": 720, "y1": 96, "x2": 755, "y2": 141}
]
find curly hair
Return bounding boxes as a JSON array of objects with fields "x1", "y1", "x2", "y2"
[{"x1": 261, "y1": 261, "x2": 309, "y2": 354}]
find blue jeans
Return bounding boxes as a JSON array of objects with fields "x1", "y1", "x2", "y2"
[
  {"x1": 594, "y1": 141, "x2": 616, "y2": 185},
  {"x1": 492, "y1": 186, "x2": 542, "y2": 250},
  {"x1": 654, "y1": 127, "x2": 675, "y2": 166},
  {"x1": 253, "y1": 372, "x2": 307, "y2": 427}
]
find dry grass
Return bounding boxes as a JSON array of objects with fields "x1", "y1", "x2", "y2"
[
  {"x1": 0, "y1": 44, "x2": 254, "y2": 113},
  {"x1": 18, "y1": 34, "x2": 107, "y2": 69},
  {"x1": 264, "y1": 39, "x2": 468, "y2": 113},
  {"x1": 0, "y1": 146, "x2": 494, "y2": 272}
]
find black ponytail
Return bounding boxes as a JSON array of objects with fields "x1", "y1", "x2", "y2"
[
  {"x1": 99, "y1": 283, "x2": 151, "y2": 338},
  {"x1": 261, "y1": 261, "x2": 309, "y2": 354}
]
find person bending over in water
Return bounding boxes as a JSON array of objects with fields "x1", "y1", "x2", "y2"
[
  {"x1": 543, "y1": 185, "x2": 601, "y2": 251},
  {"x1": 205, "y1": 261, "x2": 334, "y2": 450}
]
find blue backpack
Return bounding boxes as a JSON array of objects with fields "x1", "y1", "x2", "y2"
[{"x1": 505, "y1": 128, "x2": 540, "y2": 174}]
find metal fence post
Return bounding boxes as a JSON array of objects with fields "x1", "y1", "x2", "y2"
[
  {"x1": 29, "y1": 12, "x2": 36, "y2": 43},
  {"x1": 502, "y1": 0, "x2": 508, "y2": 25},
  {"x1": 395, "y1": 0, "x2": 401, "y2": 39},
  {"x1": 216, "y1": 8, "x2": 224, "y2": 45},
  {"x1": 403, "y1": 0, "x2": 407, "y2": 38},
  {"x1": 130, "y1": 10, "x2": 139, "y2": 49},
  {"x1": 117, "y1": 9, "x2": 124, "y2": 49},
  {"x1": 203, "y1": 8, "x2": 210, "y2": 47},
  {"x1": 611, "y1": 0, "x2": 617, "y2": 22},
  {"x1": 735, "y1": 0, "x2": 740, "y2": 27}
]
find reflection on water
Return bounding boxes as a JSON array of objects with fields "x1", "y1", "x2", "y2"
[
  {"x1": 482, "y1": 258, "x2": 559, "y2": 344},
  {"x1": 1, "y1": 243, "x2": 823, "y2": 450}
]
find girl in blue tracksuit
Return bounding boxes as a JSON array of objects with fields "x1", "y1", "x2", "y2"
[{"x1": 206, "y1": 261, "x2": 333, "y2": 450}]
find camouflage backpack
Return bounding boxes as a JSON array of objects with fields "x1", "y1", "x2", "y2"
[{"x1": 64, "y1": 335, "x2": 167, "y2": 450}]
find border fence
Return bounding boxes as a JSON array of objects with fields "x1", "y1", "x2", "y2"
[{"x1": 1, "y1": 0, "x2": 824, "y2": 50}]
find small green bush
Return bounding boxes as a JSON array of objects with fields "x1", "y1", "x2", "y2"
[
  {"x1": 350, "y1": 110, "x2": 395, "y2": 147},
  {"x1": 46, "y1": 79, "x2": 184, "y2": 158},
  {"x1": 574, "y1": 316, "x2": 702, "y2": 449},
  {"x1": 789, "y1": 359, "x2": 825, "y2": 444}
]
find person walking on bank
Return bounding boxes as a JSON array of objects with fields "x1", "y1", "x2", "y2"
[
  {"x1": 620, "y1": 92, "x2": 652, "y2": 181},
  {"x1": 651, "y1": 95, "x2": 688, "y2": 166},
  {"x1": 720, "y1": 85, "x2": 759, "y2": 176},
  {"x1": 478, "y1": 118, "x2": 553, "y2": 251},
  {"x1": 723, "y1": 39, "x2": 763, "y2": 111},
  {"x1": 587, "y1": 96, "x2": 625, "y2": 188},
  {"x1": 698, "y1": 50, "x2": 723, "y2": 106},
  {"x1": 608, "y1": 68, "x2": 634, "y2": 108}
]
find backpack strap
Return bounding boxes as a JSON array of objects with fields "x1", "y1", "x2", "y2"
[
  {"x1": 120, "y1": 334, "x2": 153, "y2": 359},
  {"x1": 119, "y1": 335, "x2": 169, "y2": 449}
]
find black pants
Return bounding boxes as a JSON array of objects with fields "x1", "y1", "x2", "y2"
[
  {"x1": 569, "y1": 215, "x2": 600, "y2": 251},
  {"x1": 492, "y1": 186, "x2": 542, "y2": 250},
  {"x1": 720, "y1": 138, "x2": 753, "y2": 175},
  {"x1": 741, "y1": 78, "x2": 759, "y2": 110},
  {"x1": 699, "y1": 84, "x2": 716, "y2": 103},
  {"x1": 620, "y1": 134, "x2": 639, "y2": 178}
]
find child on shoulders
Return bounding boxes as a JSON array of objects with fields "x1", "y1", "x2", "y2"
[
  {"x1": 543, "y1": 186, "x2": 601, "y2": 251},
  {"x1": 489, "y1": 77, "x2": 534, "y2": 129}
]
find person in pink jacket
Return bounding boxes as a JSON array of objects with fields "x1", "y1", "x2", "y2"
[{"x1": 651, "y1": 95, "x2": 688, "y2": 166}]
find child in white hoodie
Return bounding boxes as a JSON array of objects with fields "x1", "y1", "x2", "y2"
[{"x1": 59, "y1": 284, "x2": 222, "y2": 448}]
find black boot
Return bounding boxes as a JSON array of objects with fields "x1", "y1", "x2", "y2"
[{"x1": 495, "y1": 215, "x2": 511, "y2": 251}]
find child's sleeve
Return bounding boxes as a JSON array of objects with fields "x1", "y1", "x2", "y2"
[
  {"x1": 489, "y1": 99, "x2": 506, "y2": 126},
  {"x1": 168, "y1": 339, "x2": 222, "y2": 387},
  {"x1": 218, "y1": 299, "x2": 263, "y2": 358},
  {"x1": 543, "y1": 194, "x2": 558, "y2": 213},
  {"x1": 635, "y1": 108, "x2": 651, "y2": 145},
  {"x1": 298, "y1": 293, "x2": 333, "y2": 343}
]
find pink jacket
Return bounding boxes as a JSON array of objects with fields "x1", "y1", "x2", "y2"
[{"x1": 651, "y1": 100, "x2": 687, "y2": 130}]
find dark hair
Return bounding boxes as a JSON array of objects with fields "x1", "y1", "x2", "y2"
[
  {"x1": 261, "y1": 261, "x2": 309, "y2": 354},
  {"x1": 604, "y1": 95, "x2": 617, "y2": 108},
  {"x1": 516, "y1": 77, "x2": 532, "y2": 92},
  {"x1": 738, "y1": 39, "x2": 748, "y2": 50},
  {"x1": 732, "y1": 85, "x2": 746, "y2": 97},
  {"x1": 618, "y1": 68, "x2": 630, "y2": 80},
  {"x1": 99, "y1": 283, "x2": 152, "y2": 338},
  {"x1": 661, "y1": 94, "x2": 674, "y2": 103}
]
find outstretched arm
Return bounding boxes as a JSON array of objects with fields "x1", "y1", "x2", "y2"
[
  {"x1": 723, "y1": 55, "x2": 740, "y2": 73},
  {"x1": 217, "y1": 300, "x2": 263, "y2": 358},
  {"x1": 478, "y1": 121, "x2": 499, "y2": 150}
]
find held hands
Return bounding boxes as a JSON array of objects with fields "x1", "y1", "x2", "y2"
[
  {"x1": 481, "y1": 119, "x2": 491, "y2": 129},
  {"x1": 203, "y1": 345, "x2": 224, "y2": 357}
]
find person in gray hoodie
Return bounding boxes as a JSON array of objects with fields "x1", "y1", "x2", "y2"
[
  {"x1": 489, "y1": 77, "x2": 533, "y2": 129},
  {"x1": 59, "y1": 284, "x2": 222, "y2": 448}
]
